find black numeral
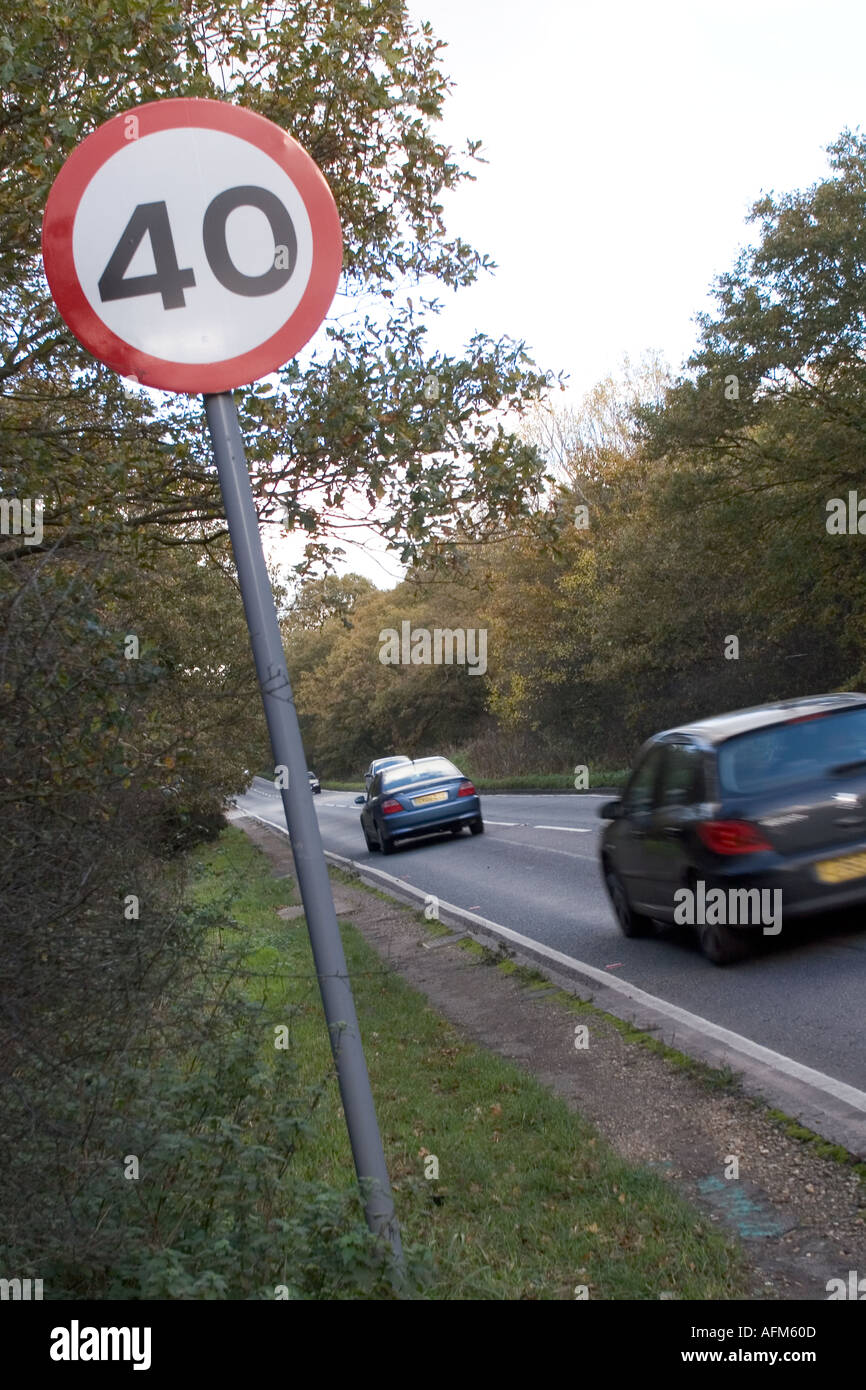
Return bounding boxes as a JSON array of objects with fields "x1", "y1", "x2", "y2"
[
  {"x1": 98, "y1": 187, "x2": 298, "y2": 313},
  {"x1": 202, "y1": 185, "x2": 296, "y2": 296},
  {"x1": 98, "y1": 201, "x2": 196, "y2": 311}
]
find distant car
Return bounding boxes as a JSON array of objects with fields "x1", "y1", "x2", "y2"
[
  {"x1": 355, "y1": 756, "x2": 482, "y2": 854},
  {"x1": 308, "y1": 771, "x2": 321, "y2": 794},
  {"x1": 599, "y1": 693, "x2": 866, "y2": 964},
  {"x1": 364, "y1": 755, "x2": 411, "y2": 793}
]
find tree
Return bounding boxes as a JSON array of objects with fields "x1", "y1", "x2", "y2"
[
  {"x1": 4, "y1": 0, "x2": 564, "y2": 1292},
  {"x1": 629, "y1": 129, "x2": 866, "y2": 699},
  {"x1": 1, "y1": 0, "x2": 556, "y2": 574}
]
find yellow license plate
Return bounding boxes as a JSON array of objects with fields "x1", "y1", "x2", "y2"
[
  {"x1": 414, "y1": 790, "x2": 448, "y2": 806},
  {"x1": 815, "y1": 850, "x2": 866, "y2": 884}
]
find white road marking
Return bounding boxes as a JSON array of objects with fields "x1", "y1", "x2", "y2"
[
  {"x1": 534, "y1": 824, "x2": 592, "y2": 833},
  {"x1": 485, "y1": 820, "x2": 519, "y2": 826}
]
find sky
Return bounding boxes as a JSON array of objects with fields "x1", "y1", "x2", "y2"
[
  {"x1": 277, "y1": 0, "x2": 866, "y2": 587},
  {"x1": 411, "y1": 0, "x2": 866, "y2": 392}
]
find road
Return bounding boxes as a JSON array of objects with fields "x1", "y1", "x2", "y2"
[{"x1": 235, "y1": 779, "x2": 866, "y2": 1098}]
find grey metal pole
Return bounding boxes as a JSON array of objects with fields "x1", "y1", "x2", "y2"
[{"x1": 203, "y1": 390, "x2": 402, "y2": 1265}]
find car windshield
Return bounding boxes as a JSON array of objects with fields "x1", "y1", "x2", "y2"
[
  {"x1": 381, "y1": 759, "x2": 461, "y2": 789},
  {"x1": 717, "y1": 708, "x2": 866, "y2": 794}
]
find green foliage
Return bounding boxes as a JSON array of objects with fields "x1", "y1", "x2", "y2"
[
  {"x1": 0, "y1": 850, "x2": 411, "y2": 1299},
  {"x1": 282, "y1": 122, "x2": 866, "y2": 771},
  {"x1": 280, "y1": 568, "x2": 489, "y2": 775},
  {"x1": 1, "y1": 0, "x2": 555, "y2": 572},
  {"x1": 1, "y1": 3, "x2": 556, "y2": 1293}
]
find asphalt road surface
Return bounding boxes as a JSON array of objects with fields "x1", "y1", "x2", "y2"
[{"x1": 235, "y1": 779, "x2": 866, "y2": 1096}]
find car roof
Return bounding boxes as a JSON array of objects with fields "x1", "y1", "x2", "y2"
[
  {"x1": 379, "y1": 756, "x2": 460, "y2": 780},
  {"x1": 402, "y1": 757, "x2": 457, "y2": 767},
  {"x1": 653, "y1": 693, "x2": 866, "y2": 746}
]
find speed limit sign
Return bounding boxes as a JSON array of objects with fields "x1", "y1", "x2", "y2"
[
  {"x1": 41, "y1": 100, "x2": 400, "y2": 1255},
  {"x1": 42, "y1": 98, "x2": 343, "y2": 392}
]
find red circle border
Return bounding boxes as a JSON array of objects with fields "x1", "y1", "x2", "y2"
[{"x1": 42, "y1": 98, "x2": 343, "y2": 394}]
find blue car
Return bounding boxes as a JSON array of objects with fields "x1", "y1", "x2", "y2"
[
  {"x1": 364, "y1": 754, "x2": 411, "y2": 793},
  {"x1": 355, "y1": 756, "x2": 483, "y2": 854}
]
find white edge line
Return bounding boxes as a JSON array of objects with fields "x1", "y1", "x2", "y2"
[
  {"x1": 237, "y1": 806, "x2": 866, "y2": 1119},
  {"x1": 534, "y1": 824, "x2": 592, "y2": 833}
]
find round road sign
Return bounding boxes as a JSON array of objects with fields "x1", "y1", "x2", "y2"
[{"x1": 42, "y1": 98, "x2": 343, "y2": 393}]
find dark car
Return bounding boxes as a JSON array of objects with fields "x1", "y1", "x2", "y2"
[
  {"x1": 364, "y1": 755, "x2": 411, "y2": 793},
  {"x1": 355, "y1": 756, "x2": 483, "y2": 854},
  {"x1": 599, "y1": 693, "x2": 866, "y2": 964},
  {"x1": 308, "y1": 771, "x2": 321, "y2": 794}
]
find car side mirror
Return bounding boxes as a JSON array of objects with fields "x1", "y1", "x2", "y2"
[
  {"x1": 354, "y1": 795, "x2": 366, "y2": 805},
  {"x1": 600, "y1": 799, "x2": 623, "y2": 820}
]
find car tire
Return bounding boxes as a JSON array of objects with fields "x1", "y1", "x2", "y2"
[
  {"x1": 379, "y1": 826, "x2": 396, "y2": 855},
  {"x1": 604, "y1": 865, "x2": 653, "y2": 938},
  {"x1": 363, "y1": 826, "x2": 378, "y2": 853},
  {"x1": 697, "y1": 917, "x2": 752, "y2": 966},
  {"x1": 469, "y1": 817, "x2": 484, "y2": 835}
]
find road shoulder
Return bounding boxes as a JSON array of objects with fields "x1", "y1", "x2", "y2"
[{"x1": 236, "y1": 813, "x2": 866, "y2": 1300}]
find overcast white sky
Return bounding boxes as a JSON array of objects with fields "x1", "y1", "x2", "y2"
[
  {"x1": 277, "y1": 0, "x2": 866, "y2": 587},
  {"x1": 412, "y1": 0, "x2": 866, "y2": 391}
]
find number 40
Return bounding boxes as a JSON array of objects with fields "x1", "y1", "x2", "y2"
[{"x1": 98, "y1": 184, "x2": 297, "y2": 310}]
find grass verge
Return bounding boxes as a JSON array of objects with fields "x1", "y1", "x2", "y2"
[{"x1": 192, "y1": 825, "x2": 751, "y2": 1299}]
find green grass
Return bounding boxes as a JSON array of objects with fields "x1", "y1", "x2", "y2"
[
  {"x1": 190, "y1": 826, "x2": 752, "y2": 1300},
  {"x1": 765, "y1": 1110, "x2": 866, "y2": 1186}
]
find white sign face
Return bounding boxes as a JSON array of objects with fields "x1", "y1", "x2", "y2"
[
  {"x1": 72, "y1": 129, "x2": 314, "y2": 364},
  {"x1": 43, "y1": 99, "x2": 343, "y2": 393}
]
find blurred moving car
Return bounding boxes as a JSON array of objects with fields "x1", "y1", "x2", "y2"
[
  {"x1": 364, "y1": 754, "x2": 411, "y2": 793},
  {"x1": 355, "y1": 756, "x2": 482, "y2": 854},
  {"x1": 308, "y1": 771, "x2": 321, "y2": 794},
  {"x1": 599, "y1": 693, "x2": 866, "y2": 964}
]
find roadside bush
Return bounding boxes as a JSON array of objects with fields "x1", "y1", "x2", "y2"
[{"x1": 0, "y1": 555, "x2": 406, "y2": 1298}]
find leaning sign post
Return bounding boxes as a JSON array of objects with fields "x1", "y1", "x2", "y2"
[{"x1": 42, "y1": 97, "x2": 402, "y2": 1264}]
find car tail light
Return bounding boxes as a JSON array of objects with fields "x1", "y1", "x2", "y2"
[
  {"x1": 697, "y1": 819, "x2": 773, "y2": 854},
  {"x1": 381, "y1": 798, "x2": 403, "y2": 815},
  {"x1": 458, "y1": 782, "x2": 476, "y2": 798}
]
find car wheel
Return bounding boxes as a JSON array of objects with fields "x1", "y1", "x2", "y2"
[
  {"x1": 697, "y1": 917, "x2": 752, "y2": 966},
  {"x1": 379, "y1": 826, "x2": 396, "y2": 855},
  {"x1": 363, "y1": 825, "x2": 378, "y2": 853},
  {"x1": 469, "y1": 817, "x2": 484, "y2": 836},
  {"x1": 604, "y1": 865, "x2": 653, "y2": 938}
]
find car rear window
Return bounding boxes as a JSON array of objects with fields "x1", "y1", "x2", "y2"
[
  {"x1": 381, "y1": 759, "x2": 460, "y2": 789},
  {"x1": 717, "y1": 708, "x2": 866, "y2": 794}
]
